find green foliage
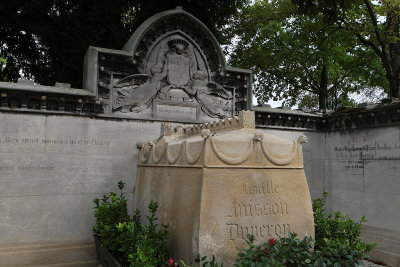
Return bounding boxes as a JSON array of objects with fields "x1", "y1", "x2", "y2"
[
  {"x1": 93, "y1": 181, "x2": 130, "y2": 252},
  {"x1": 93, "y1": 181, "x2": 170, "y2": 266},
  {"x1": 230, "y1": 0, "x2": 386, "y2": 110},
  {"x1": 292, "y1": 0, "x2": 359, "y2": 22},
  {"x1": 312, "y1": 191, "x2": 376, "y2": 264},
  {"x1": 179, "y1": 254, "x2": 223, "y2": 267},
  {"x1": 236, "y1": 233, "x2": 316, "y2": 267},
  {"x1": 0, "y1": 0, "x2": 248, "y2": 86},
  {"x1": 235, "y1": 191, "x2": 376, "y2": 266},
  {"x1": 292, "y1": 0, "x2": 400, "y2": 98}
]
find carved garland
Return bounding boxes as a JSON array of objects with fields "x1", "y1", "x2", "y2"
[
  {"x1": 140, "y1": 133, "x2": 307, "y2": 166},
  {"x1": 210, "y1": 137, "x2": 254, "y2": 165},
  {"x1": 186, "y1": 140, "x2": 207, "y2": 164}
]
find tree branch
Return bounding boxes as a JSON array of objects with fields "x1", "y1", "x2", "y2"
[{"x1": 363, "y1": 0, "x2": 392, "y2": 74}]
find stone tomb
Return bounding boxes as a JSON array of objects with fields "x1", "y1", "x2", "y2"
[{"x1": 134, "y1": 111, "x2": 314, "y2": 265}]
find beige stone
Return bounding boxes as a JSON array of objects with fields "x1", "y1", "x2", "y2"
[{"x1": 134, "y1": 111, "x2": 314, "y2": 265}]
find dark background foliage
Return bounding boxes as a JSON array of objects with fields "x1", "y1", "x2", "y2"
[{"x1": 0, "y1": 0, "x2": 248, "y2": 88}]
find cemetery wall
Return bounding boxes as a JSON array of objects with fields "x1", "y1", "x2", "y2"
[
  {"x1": 324, "y1": 126, "x2": 400, "y2": 264},
  {"x1": 261, "y1": 124, "x2": 400, "y2": 264},
  {"x1": 0, "y1": 111, "x2": 324, "y2": 246},
  {"x1": 0, "y1": 112, "x2": 164, "y2": 245},
  {"x1": 0, "y1": 110, "x2": 399, "y2": 265},
  {"x1": 324, "y1": 125, "x2": 400, "y2": 233}
]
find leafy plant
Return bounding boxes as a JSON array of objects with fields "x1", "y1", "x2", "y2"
[
  {"x1": 93, "y1": 181, "x2": 170, "y2": 266},
  {"x1": 312, "y1": 191, "x2": 376, "y2": 265},
  {"x1": 236, "y1": 234, "x2": 315, "y2": 267},
  {"x1": 93, "y1": 181, "x2": 130, "y2": 253},
  {"x1": 235, "y1": 191, "x2": 376, "y2": 266},
  {"x1": 126, "y1": 200, "x2": 170, "y2": 267},
  {"x1": 179, "y1": 254, "x2": 223, "y2": 267}
]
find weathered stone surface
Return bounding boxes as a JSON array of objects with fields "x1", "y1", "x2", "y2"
[
  {"x1": 134, "y1": 111, "x2": 314, "y2": 265},
  {"x1": 0, "y1": 241, "x2": 97, "y2": 266},
  {"x1": 84, "y1": 8, "x2": 252, "y2": 122},
  {"x1": 0, "y1": 112, "x2": 165, "y2": 245}
]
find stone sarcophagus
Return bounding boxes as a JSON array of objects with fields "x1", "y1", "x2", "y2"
[{"x1": 134, "y1": 111, "x2": 314, "y2": 265}]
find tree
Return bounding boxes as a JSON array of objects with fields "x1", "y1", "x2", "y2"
[
  {"x1": 293, "y1": 0, "x2": 400, "y2": 98},
  {"x1": 229, "y1": 0, "x2": 384, "y2": 110},
  {"x1": 0, "y1": 0, "x2": 248, "y2": 88}
]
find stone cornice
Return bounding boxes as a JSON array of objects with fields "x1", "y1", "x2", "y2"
[
  {"x1": 321, "y1": 101, "x2": 400, "y2": 131},
  {"x1": 254, "y1": 107, "x2": 323, "y2": 131},
  {"x1": 0, "y1": 80, "x2": 102, "y2": 114},
  {"x1": 254, "y1": 101, "x2": 400, "y2": 131}
]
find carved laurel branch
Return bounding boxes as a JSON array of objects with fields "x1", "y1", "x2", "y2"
[{"x1": 160, "y1": 110, "x2": 255, "y2": 137}]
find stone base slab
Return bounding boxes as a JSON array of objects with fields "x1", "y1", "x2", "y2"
[
  {"x1": 0, "y1": 241, "x2": 97, "y2": 266},
  {"x1": 362, "y1": 225, "x2": 400, "y2": 267}
]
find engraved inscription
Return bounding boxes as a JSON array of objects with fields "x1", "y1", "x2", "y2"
[
  {"x1": 0, "y1": 136, "x2": 111, "y2": 146},
  {"x1": 155, "y1": 104, "x2": 197, "y2": 120},
  {"x1": 241, "y1": 180, "x2": 278, "y2": 194},
  {"x1": 334, "y1": 143, "x2": 400, "y2": 169},
  {"x1": 227, "y1": 223, "x2": 290, "y2": 240},
  {"x1": 226, "y1": 181, "x2": 291, "y2": 242},
  {"x1": 227, "y1": 200, "x2": 288, "y2": 217},
  {"x1": 0, "y1": 135, "x2": 112, "y2": 173}
]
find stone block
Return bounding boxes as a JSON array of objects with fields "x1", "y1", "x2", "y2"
[
  {"x1": 0, "y1": 241, "x2": 97, "y2": 266},
  {"x1": 134, "y1": 111, "x2": 314, "y2": 265}
]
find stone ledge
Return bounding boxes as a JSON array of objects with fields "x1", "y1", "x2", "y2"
[
  {"x1": 0, "y1": 241, "x2": 97, "y2": 266},
  {"x1": 362, "y1": 225, "x2": 400, "y2": 267},
  {"x1": 321, "y1": 101, "x2": 400, "y2": 131},
  {"x1": 0, "y1": 81, "x2": 95, "y2": 97},
  {"x1": 368, "y1": 249, "x2": 400, "y2": 267},
  {"x1": 255, "y1": 108, "x2": 322, "y2": 131},
  {"x1": 254, "y1": 101, "x2": 400, "y2": 131}
]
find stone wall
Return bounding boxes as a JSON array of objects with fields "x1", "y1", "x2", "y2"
[
  {"x1": 0, "y1": 111, "x2": 324, "y2": 245},
  {"x1": 261, "y1": 123, "x2": 400, "y2": 265},
  {"x1": 324, "y1": 125, "x2": 400, "y2": 265},
  {"x1": 0, "y1": 109, "x2": 399, "y2": 265},
  {"x1": 0, "y1": 112, "x2": 164, "y2": 245},
  {"x1": 324, "y1": 125, "x2": 400, "y2": 232}
]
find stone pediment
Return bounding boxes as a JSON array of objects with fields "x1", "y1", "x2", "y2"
[{"x1": 84, "y1": 7, "x2": 252, "y2": 123}]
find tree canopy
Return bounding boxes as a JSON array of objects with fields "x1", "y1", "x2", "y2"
[
  {"x1": 0, "y1": 0, "x2": 248, "y2": 88},
  {"x1": 292, "y1": 0, "x2": 400, "y2": 99},
  {"x1": 230, "y1": 0, "x2": 386, "y2": 110}
]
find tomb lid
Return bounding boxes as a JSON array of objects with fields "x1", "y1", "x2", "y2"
[{"x1": 138, "y1": 111, "x2": 307, "y2": 168}]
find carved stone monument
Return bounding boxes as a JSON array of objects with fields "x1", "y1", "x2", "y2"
[
  {"x1": 84, "y1": 7, "x2": 252, "y2": 123},
  {"x1": 134, "y1": 111, "x2": 314, "y2": 265}
]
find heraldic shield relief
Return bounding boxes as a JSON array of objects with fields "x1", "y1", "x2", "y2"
[{"x1": 87, "y1": 8, "x2": 252, "y2": 122}]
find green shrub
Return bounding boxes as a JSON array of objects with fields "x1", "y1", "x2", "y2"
[
  {"x1": 236, "y1": 233, "x2": 315, "y2": 267},
  {"x1": 235, "y1": 191, "x2": 376, "y2": 266},
  {"x1": 93, "y1": 181, "x2": 170, "y2": 266},
  {"x1": 312, "y1": 191, "x2": 376, "y2": 265},
  {"x1": 178, "y1": 254, "x2": 223, "y2": 267},
  {"x1": 93, "y1": 181, "x2": 130, "y2": 253}
]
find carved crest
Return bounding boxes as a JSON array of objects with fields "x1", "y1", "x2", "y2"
[{"x1": 87, "y1": 8, "x2": 253, "y2": 122}]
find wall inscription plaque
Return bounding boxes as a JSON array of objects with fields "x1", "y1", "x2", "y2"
[{"x1": 153, "y1": 101, "x2": 199, "y2": 121}]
